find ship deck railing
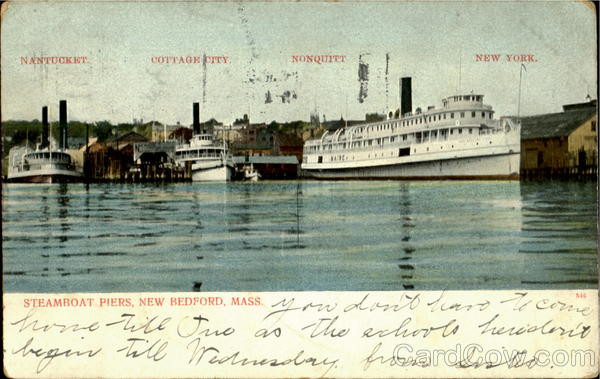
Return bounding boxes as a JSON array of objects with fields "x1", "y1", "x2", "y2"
[
  {"x1": 10, "y1": 163, "x2": 78, "y2": 173},
  {"x1": 305, "y1": 130, "x2": 508, "y2": 153},
  {"x1": 176, "y1": 152, "x2": 224, "y2": 159},
  {"x1": 310, "y1": 123, "x2": 502, "y2": 145}
]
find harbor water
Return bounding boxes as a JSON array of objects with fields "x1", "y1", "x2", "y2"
[{"x1": 2, "y1": 180, "x2": 597, "y2": 293}]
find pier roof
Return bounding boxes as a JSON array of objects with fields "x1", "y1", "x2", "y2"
[
  {"x1": 519, "y1": 105, "x2": 597, "y2": 139},
  {"x1": 108, "y1": 131, "x2": 149, "y2": 142}
]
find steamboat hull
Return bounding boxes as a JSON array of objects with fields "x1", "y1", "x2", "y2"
[
  {"x1": 6, "y1": 169, "x2": 83, "y2": 184},
  {"x1": 302, "y1": 152, "x2": 520, "y2": 180},
  {"x1": 191, "y1": 164, "x2": 234, "y2": 181}
]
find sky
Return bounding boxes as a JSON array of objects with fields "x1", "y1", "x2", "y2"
[{"x1": 1, "y1": 1, "x2": 597, "y2": 126}]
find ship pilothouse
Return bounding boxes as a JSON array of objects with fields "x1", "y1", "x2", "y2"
[{"x1": 301, "y1": 77, "x2": 521, "y2": 179}]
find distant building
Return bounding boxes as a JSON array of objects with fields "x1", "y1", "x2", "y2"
[
  {"x1": 273, "y1": 133, "x2": 304, "y2": 161},
  {"x1": 241, "y1": 123, "x2": 269, "y2": 145},
  {"x1": 520, "y1": 99, "x2": 597, "y2": 171},
  {"x1": 233, "y1": 114, "x2": 250, "y2": 128},
  {"x1": 87, "y1": 131, "x2": 149, "y2": 179},
  {"x1": 302, "y1": 125, "x2": 325, "y2": 141},
  {"x1": 108, "y1": 131, "x2": 149, "y2": 150},
  {"x1": 199, "y1": 119, "x2": 220, "y2": 135},
  {"x1": 168, "y1": 127, "x2": 193, "y2": 143},
  {"x1": 69, "y1": 137, "x2": 98, "y2": 169},
  {"x1": 151, "y1": 123, "x2": 180, "y2": 142},
  {"x1": 231, "y1": 123, "x2": 273, "y2": 156},
  {"x1": 214, "y1": 124, "x2": 244, "y2": 143}
]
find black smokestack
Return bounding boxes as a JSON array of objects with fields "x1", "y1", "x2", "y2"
[
  {"x1": 41, "y1": 106, "x2": 49, "y2": 148},
  {"x1": 193, "y1": 102, "x2": 200, "y2": 135},
  {"x1": 400, "y1": 77, "x2": 412, "y2": 117},
  {"x1": 59, "y1": 100, "x2": 67, "y2": 149}
]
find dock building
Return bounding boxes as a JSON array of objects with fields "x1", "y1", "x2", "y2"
[{"x1": 520, "y1": 99, "x2": 597, "y2": 179}]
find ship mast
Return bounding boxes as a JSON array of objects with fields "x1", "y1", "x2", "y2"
[
  {"x1": 458, "y1": 54, "x2": 462, "y2": 93},
  {"x1": 345, "y1": 94, "x2": 348, "y2": 128},
  {"x1": 517, "y1": 64, "x2": 526, "y2": 117},
  {"x1": 455, "y1": 11, "x2": 462, "y2": 93}
]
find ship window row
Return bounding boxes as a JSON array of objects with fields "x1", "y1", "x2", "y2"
[
  {"x1": 26, "y1": 152, "x2": 71, "y2": 162},
  {"x1": 17, "y1": 162, "x2": 74, "y2": 171},
  {"x1": 444, "y1": 96, "x2": 484, "y2": 107},
  {"x1": 175, "y1": 149, "x2": 220, "y2": 158},
  {"x1": 350, "y1": 112, "x2": 492, "y2": 133},
  {"x1": 312, "y1": 136, "x2": 500, "y2": 163},
  {"x1": 307, "y1": 127, "x2": 487, "y2": 152},
  {"x1": 449, "y1": 95, "x2": 482, "y2": 102}
]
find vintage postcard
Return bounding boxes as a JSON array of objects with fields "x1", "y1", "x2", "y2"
[{"x1": 2, "y1": 0, "x2": 598, "y2": 377}]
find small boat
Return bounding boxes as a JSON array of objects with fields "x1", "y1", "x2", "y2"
[{"x1": 242, "y1": 164, "x2": 261, "y2": 181}]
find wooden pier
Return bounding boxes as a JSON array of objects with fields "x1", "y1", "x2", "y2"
[
  {"x1": 232, "y1": 155, "x2": 299, "y2": 180},
  {"x1": 521, "y1": 165, "x2": 597, "y2": 181},
  {"x1": 84, "y1": 141, "x2": 190, "y2": 183}
]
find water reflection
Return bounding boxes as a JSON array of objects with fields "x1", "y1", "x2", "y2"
[
  {"x1": 294, "y1": 181, "x2": 302, "y2": 248},
  {"x1": 40, "y1": 187, "x2": 50, "y2": 277},
  {"x1": 189, "y1": 191, "x2": 205, "y2": 292},
  {"x1": 1, "y1": 180, "x2": 597, "y2": 292},
  {"x1": 396, "y1": 183, "x2": 415, "y2": 289},
  {"x1": 57, "y1": 183, "x2": 70, "y2": 244},
  {"x1": 227, "y1": 183, "x2": 252, "y2": 232},
  {"x1": 519, "y1": 181, "x2": 597, "y2": 286}
]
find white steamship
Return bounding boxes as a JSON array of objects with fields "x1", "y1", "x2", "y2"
[
  {"x1": 301, "y1": 77, "x2": 520, "y2": 179},
  {"x1": 7, "y1": 146, "x2": 82, "y2": 183},
  {"x1": 7, "y1": 102, "x2": 83, "y2": 183},
  {"x1": 174, "y1": 103, "x2": 234, "y2": 181}
]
